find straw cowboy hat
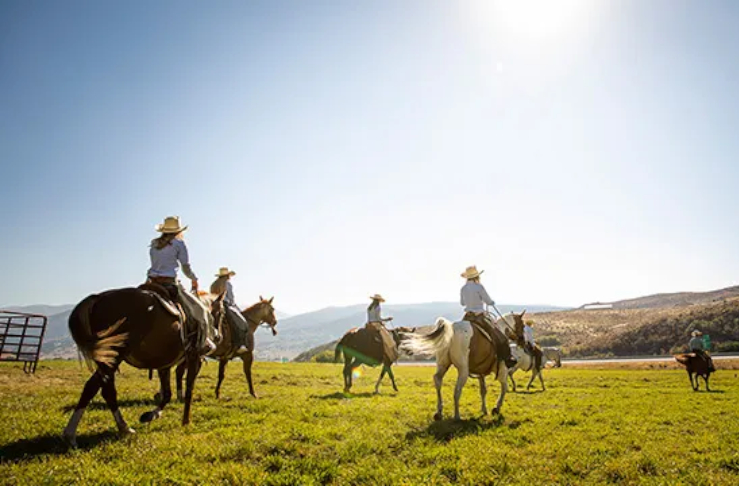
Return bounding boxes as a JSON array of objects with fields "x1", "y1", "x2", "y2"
[
  {"x1": 691, "y1": 330, "x2": 703, "y2": 337},
  {"x1": 155, "y1": 216, "x2": 188, "y2": 234},
  {"x1": 369, "y1": 294, "x2": 385, "y2": 302},
  {"x1": 215, "y1": 267, "x2": 236, "y2": 278},
  {"x1": 460, "y1": 265, "x2": 484, "y2": 279}
]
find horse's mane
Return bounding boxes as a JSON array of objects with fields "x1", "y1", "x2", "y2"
[{"x1": 243, "y1": 300, "x2": 266, "y2": 313}]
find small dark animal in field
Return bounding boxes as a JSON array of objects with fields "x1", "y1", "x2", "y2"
[
  {"x1": 674, "y1": 354, "x2": 713, "y2": 391},
  {"x1": 335, "y1": 325, "x2": 415, "y2": 394}
]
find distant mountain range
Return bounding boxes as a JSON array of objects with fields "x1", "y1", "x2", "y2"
[
  {"x1": 6, "y1": 285, "x2": 739, "y2": 361},
  {"x1": 1, "y1": 300, "x2": 564, "y2": 360}
]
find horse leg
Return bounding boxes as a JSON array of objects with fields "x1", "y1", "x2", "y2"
[
  {"x1": 493, "y1": 362, "x2": 508, "y2": 414},
  {"x1": 215, "y1": 359, "x2": 228, "y2": 399},
  {"x1": 478, "y1": 376, "x2": 488, "y2": 416},
  {"x1": 538, "y1": 367, "x2": 546, "y2": 391},
  {"x1": 526, "y1": 369, "x2": 538, "y2": 391},
  {"x1": 141, "y1": 368, "x2": 171, "y2": 423},
  {"x1": 688, "y1": 370, "x2": 697, "y2": 391},
  {"x1": 175, "y1": 361, "x2": 186, "y2": 402},
  {"x1": 508, "y1": 367, "x2": 517, "y2": 392},
  {"x1": 374, "y1": 365, "x2": 387, "y2": 394},
  {"x1": 63, "y1": 369, "x2": 106, "y2": 447},
  {"x1": 453, "y1": 365, "x2": 469, "y2": 421},
  {"x1": 242, "y1": 352, "x2": 258, "y2": 398},
  {"x1": 387, "y1": 365, "x2": 399, "y2": 392},
  {"x1": 182, "y1": 355, "x2": 202, "y2": 426},
  {"x1": 433, "y1": 358, "x2": 451, "y2": 421},
  {"x1": 704, "y1": 374, "x2": 711, "y2": 392},
  {"x1": 100, "y1": 368, "x2": 135, "y2": 436},
  {"x1": 343, "y1": 355, "x2": 354, "y2": 393}
]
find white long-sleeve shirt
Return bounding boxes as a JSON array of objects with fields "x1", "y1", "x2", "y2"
[
  {"x1": 367, "y1": 305, "x2": 384, "y2": 323},
  {"x1": 460, "y1": 281, "x2": 494, "y2": 313},
  {"x1": 524, "y1": 325, "x2": 535, "y2": 346}
]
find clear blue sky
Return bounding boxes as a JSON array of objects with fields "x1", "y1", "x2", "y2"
[{"x1": 1, "y1": 1, "x2": 738, "y2": 314}]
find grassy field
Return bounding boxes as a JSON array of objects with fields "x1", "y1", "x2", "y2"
[{"x1": 1, "y1": 360, "x2": 739, "y2": 485}]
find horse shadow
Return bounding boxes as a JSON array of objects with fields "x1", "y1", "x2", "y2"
[
  {"x1": 60, "y1": 398, "x2": 158, "y2": 413},
  {"x1": 1, "y1": 431, "x2": 120, "y2": 463},
  {"x1": 406, "y1": 414, "x2": 505, "y2": 443},
  {"x1": 312, "y1": 391, "x2": 382, "y2": 400}
]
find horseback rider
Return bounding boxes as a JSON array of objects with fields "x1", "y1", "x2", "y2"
[
  {"x1": 689, "y1": 330, "x2": 715, "y2": 371},
  {"x1": 147, "y1": 216, "x2": 216, "y2": 355},
  {"x1": 210, "y1": 267, "x2": 249, "y2": 356},
  {"x1": 459, "y1": 266, "x2": 516, "y2": 368},
  {"x1": 365, "y1": 294, "x2": 398, "y2": 364},
  {"x1": 523, "y1": 319, "x2": 544, "y2": 367}
]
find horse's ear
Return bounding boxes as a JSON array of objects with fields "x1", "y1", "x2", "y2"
[
  {"x1": 268, "y1": 296, "x2": 274, "y2": 304},
  {"x1": 259, "y1": 295, "x2": 264, "y2": 302},
  {"x1": 521, "y1": 309, "x2": 527, "y2": 318}
]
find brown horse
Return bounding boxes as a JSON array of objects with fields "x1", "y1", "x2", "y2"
[
  {"x1": 334, "y1": 325, "x2": 415, "y2": 394},
  {"x1": 170, "y1": 296, "x2": 278, "y2": 400},
  {"x1": 63, "y1": 287, "x2": 225, "y2": 447},
  {"x1": 675, "y1": 353, "x2": 714, "y2": 391}
]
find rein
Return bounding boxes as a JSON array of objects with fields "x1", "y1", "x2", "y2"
[{"x1": 489, "y1": 304, "x2": 516, "y2": 335}]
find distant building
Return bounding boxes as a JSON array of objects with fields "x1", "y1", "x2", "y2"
[{"x1": 581, "y1": 303, "x2": 613, "y2": 310}]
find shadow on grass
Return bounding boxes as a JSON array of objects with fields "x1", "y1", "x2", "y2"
[
  {"x1": 312, "y1": 391, "x2": 383, "y2": 400},
  {"x1": 405, "y1": 414, "x2": 505, "y2": 443},
  {"x1": 512, "y1": 389, "x2": 546, "y2": 395},
  {"x1": 1, "y1": 431, "x2": 120, "y2": 463},
  {"x1": 61, "y1": 398, "x2": 159, "y2": 413}
]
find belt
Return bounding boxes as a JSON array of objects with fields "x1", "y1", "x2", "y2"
[{"x1": 149, "y1": 276, "x2": 176, "y2": 284}]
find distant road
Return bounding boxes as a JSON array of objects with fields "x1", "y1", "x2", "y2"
[{"x1": 398, "y1": 353, "x2": 739, "y2": 367}]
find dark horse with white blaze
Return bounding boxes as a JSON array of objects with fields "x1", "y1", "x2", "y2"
[
  {"x1": 335, "y1": 325, "x2": 415, "y2": 393},
  {"x1": 168, "y1": 296, "x2": 278, "y2": 400},
  {"x1": 63, "y1": 287, "x2": 225, "y2": 447},
  {"x1": 675, "y1": 353, "x2": 714, "y2": 391}
]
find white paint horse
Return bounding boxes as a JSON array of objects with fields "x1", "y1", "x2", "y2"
[
  {"x1": 401, "y1": 316, "x2": 512, "y2": 421},
  {"x1": 507, "y1": 344, "x2": 546, "y2": 392},
  {"x1": 494, "y1": 312, "x2": 550, "y2": 392}
]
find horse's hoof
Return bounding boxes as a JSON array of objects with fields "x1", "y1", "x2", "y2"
[
  {"x1": 433, "y1": 412, "x2": 443, "y2": 421},
  {"x1": 393, "y1": 387, "x2": 399, "y2": 392},
  {"x1": 139, "y1": 410, "x2": 161, "y2": 423},
  {"x1": 62, "y1": 432, "x2": 77, "y2": 449},
  {"x1": 119, "y1": 427, "x2": 136, "y2": 436},
  {"x1": 343, "y1": 388, "x2": 351, "y2": 394},
  {"x1": 492, "y1": 407, "x2": 500, "y2": 415},
  {"x1": 250, "y1": 393, "x2": 259, "y2": 399},
  {"x1": 374, "y1": 390, "x2": 380, "y2": 395}
]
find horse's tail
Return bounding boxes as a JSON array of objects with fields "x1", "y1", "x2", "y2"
[
  {"x1": 334, "y1": 340, "x2": 344, "y2": 363},
  {"x1": 68, "y1": 295, "x2": 129, "y2": 369},
  {"x1": 400, "y1": 318, "x2": 453, "y2": 358}
]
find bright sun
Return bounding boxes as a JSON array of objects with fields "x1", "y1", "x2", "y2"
[{"x1": 474, "y1": 0, "x2": 596, "y2": 43}]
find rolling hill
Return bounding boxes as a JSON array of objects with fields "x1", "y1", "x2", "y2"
[{"x1": 293, "y1": 286, "x2": 739, "y2": 361}]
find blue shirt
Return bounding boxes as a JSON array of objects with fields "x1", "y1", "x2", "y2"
[
  {"x1": 148, "y1": 239, "x2": 195, "y2": 279},
  {"x1": 460, "y1": 281, "x2": 494, "y2": 313}
]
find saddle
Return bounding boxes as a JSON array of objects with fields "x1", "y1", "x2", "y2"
[
  {"x1": 469, "y1": 325, "x2": 497, "y2": 377},
  {"x1": 137, "y1": 283, "x2": 183, "y2": 320}
]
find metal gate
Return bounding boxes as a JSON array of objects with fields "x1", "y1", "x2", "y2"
[{"x1": 0, "y1": 311, "x2": 48, "y2": 373}]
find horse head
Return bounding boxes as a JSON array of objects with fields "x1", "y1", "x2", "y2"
[{"x1": 257, "y1": 295, "x2": 278, "y2": 335}]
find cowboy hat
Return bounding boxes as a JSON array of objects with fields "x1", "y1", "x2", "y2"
[
  {"x1": 460, "y1": 265, "x2": 484, "y2": 279},
  {"x1": 215, "y1": 267, "x2": 236, "y2": 278},
  {"x1": 691, "y1": 330, "x2": 703, "y2": 337},
  {"x1": 155, "y1": 216, "x2": 188, "y2": 234},
  {"x1": 369, "y1": 294, "x2": 385, "y2": 302}
]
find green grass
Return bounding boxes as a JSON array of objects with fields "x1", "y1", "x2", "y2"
[{"x1": 1, "y1": 361, "x2": 738, "y2": 485}]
